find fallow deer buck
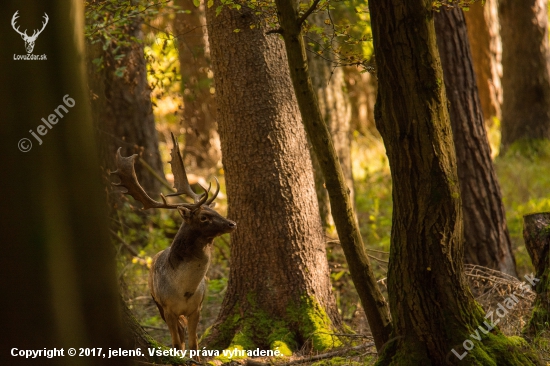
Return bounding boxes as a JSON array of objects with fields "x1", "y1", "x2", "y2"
[{"x1": 111, "y1": 133, "x2": 236, "y2": 355}]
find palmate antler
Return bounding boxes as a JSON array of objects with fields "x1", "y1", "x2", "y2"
[{"x1": 111, "y1": 133, "x2": 219, "y2": 210}]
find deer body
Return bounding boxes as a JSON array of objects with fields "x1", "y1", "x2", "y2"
[
  {"x1": 149, "y1": 207, "x2": 235, "y2": 350},
  {"x1": 112, "y1": 134, "x2": 236, "y2": 356}
]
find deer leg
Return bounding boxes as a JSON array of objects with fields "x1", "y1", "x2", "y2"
[
  {"x1": 177, "y1": 316, "x2": 187, "y2": 351},
  {"x1": 187, "y1": 310, "x2": 200, "y2": 352},
  {"x1": 165, "y1": 313, "x2": 183, "y2": 350}
]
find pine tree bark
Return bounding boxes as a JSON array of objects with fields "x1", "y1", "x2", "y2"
[
  {"x1": 463, "y1": 0, "x2": 502, "y2": 122},
  {"x1": 273, "y1": 0, "x2": 392, "y2": 352},
  {"x1": 307, "y1": 14, "x2": 354, "y2": 231},
  {"x1": 523, "y1": 212, "x2": 550, "y2": 336},
  {"x1": 434, "y1": 8, "x2": 517, "y2": 276},
  {"x1": 174, "y1": 0, "x2": 221, "y2": 173},
  {"x1": 0, "y1": 1, "x2": 130, "y2": 364},
  {"x1": 369, "y1": 0, "x2": 542, "y2": 363},
  {"x1": 87, "y1": 14, "x2": 163, "y2": 196},
  {"x1": 203, "y1": 3, "x2": 342, "y2": 352},
  {"x1": 499, "y1": 0, "x2": 550, "y2": 152}
]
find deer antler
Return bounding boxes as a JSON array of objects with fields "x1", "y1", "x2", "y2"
[
  {"x1": 11, "y1": 11, "x2": 27, "y2": 38},
  {"x1": 111, "y1": 135, "x2": 213, "y2": 210},
  {"x1": 166, "y1": 133, "x2": 202, "y2": 202},
  {"x1": 166, "y1": 133, "x2": 221, "y2": 207},
  {"x1": 111, "y1": 149, "x2": 181, "y2": 210}
]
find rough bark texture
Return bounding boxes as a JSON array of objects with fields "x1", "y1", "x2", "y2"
[
  {"x1": 499, "y1": 0, "x2": 550, "y2": 152},
  {"x1": 307, "y1": 13, "x2": 354, "y2": 231},
  {"x1": 463, "y1": 0, "x2": 502, "y2": 122},
  {"x1": 0, "y1": 1, "x2": 130, "y2": 365},
  {"x1": 175, "y1": 0, "x2": 221, "y2": 173},
  {"x1": 203, "y1": 3, "x2": 342, "y2": 353},
  {"x1": 523, "y1": 212, "x2": 550, "y2": 336},
  {"x1": 274, "y1": 0, "x2": 392, "y2": 352},
  {"x1": 87, "y1": 16, "x2": 163, "y2": 196},
  {"x1": 434, "y1": 8, "x2": 517, "y2": 276},
  {"x1": 369, "y1": 0, "x2": 542, "y2": 364}
]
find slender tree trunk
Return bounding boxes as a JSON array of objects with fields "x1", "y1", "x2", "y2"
[
  {"x1": 368, "y1": 0, "x2": 542, "y2": 364},
  {"x1": 0, "y1": 1, "x2": 131, "y2": 365},
  {"x1": 273, "y1": 0, "x2": 392, "y2": 352},
  {"x1": 307, "y1": 14, "x2": 354, "y2": 231},
  {"x1": 174, "y1": 0, "x2": 220, "y2": 173},
  {"x1": 463, "y1": 0, "x2": 502, "y2": 123},
  {"x1": 87, "y1": 15, "x2": 163, "y2": 196},
  {"x1": 499, "y1": 0, "x2": 550, "y2": 152},
  {"x1": 203, "y1": 4, "x2": 342, "y2": 352},
  {"x1": 523, "y1": 212, "x2": 550, "y2": 336},
  {"x1": 434, "y1": 7, "x2": 517, "y2": 276},
  {"x1": 346, "y1": 67, "x2": 378, "y2": 137}
]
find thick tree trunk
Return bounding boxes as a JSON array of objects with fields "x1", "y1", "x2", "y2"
[
  {"x1": 434, "y1": 8, "x2": 517, "y2": 276},
  {"x1": 0, "y1": 1, "x2": 131, "y2": 365},
  {"x1": 368, "y1": 0, "x2": 542, "y2": 364},
  {"x1": 87, "y1": 16, "x2": 163, "y2": 196},
  {"x1": 203, "y1": 4, "x2": 342, "y2": 353},
  {"x1": 273, "y1": 0, "x2": 392, "y2": 352},
  {"x1": 463, "y1": 0, "x2": 502, "y2": 122},
  {"x1": 307, "y1": 14, "x2": 354, "y2": 231},
  {"x1": 174, "y1": 0, "x2": 220, "y2": 173},
  {"x1": 523, "y1": 212, "x2": 550, "y2": 336},
  {"x1": 499, "y1": 0, "x2": 550, "y2": 152}
]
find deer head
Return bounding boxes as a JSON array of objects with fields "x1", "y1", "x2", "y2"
[{"x1": 11, "y1": 11, "x2": 49, "y2": 54}]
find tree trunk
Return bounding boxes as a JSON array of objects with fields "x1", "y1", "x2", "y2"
[
  {"x1": 203, "y1": 4, "x2": 342, "y2": 353},
  {"x1": 463, "y1": 0, "x2": 502, "y2": 123},
  {"x1": 368, "y1": 0, "x2": 542, "y2": 364},
  {"x1": 273, "y1": 0, "x2": 392, "y2": 352},
  {"x1": 0, "y1": 1, "x2": 131, "y2": 365},
  {"x1": 174, "y1": 0, "x2": 221, "y2": 173},
  {"x1": 434, "y1": 8, "x2": 517, "y2": 276},
  {"x1": 499, "y1": 0, "x2": 550, "y2": 153},
  {"x1": 523, "y1": 212, "x2": 550, "y2": 336},
  {"x1": 346, "y1": 67, "x2": 378, "y2": 137},
  {"x1": 307, "y1": 14, "x2": 354, "y2": 232},
  {"x1": 87, "y1": 15, "x2": 163, "y2": 196}
]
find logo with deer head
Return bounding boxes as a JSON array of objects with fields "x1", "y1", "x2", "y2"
[{"x1": 11, "y1": 11, "x2": 49, "y2": 54}]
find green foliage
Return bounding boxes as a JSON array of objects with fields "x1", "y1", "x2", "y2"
[{"x1": 494, "y1": 139, "x2": 550, "y2": 276}]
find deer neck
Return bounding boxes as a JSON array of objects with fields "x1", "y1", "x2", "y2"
[{"x1": 168, "y1": 224, "x2": 213, "y2": 269}]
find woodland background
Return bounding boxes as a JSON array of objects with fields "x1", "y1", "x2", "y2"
[{"x1": 3, "y1": 0, "x2": 550, "y2": 365}]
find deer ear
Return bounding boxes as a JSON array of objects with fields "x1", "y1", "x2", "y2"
[{"x1": 177, "y1": 206, "x2": 192, "y2": 221}]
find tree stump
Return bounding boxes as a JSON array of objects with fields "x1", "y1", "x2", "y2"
[{"x1": 523, "y1": 212, "x2": 550, "y2": 336}]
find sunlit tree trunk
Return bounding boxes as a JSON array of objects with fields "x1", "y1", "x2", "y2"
[
  {"x1": 434, "y1": 7, "x2": 517, "y2": 276},
  {"x1": 273, "y1": 0, "x2": 392, "y2": 351},
  {"x1": 499, "y1": 0, "x2": 550, "y2": 152},
  {"x1": 0, "y1": 1, "x2": 130, "y2": 365},
  {"x1": 368, "y1": 0, "x2": 541, "y2": 363},
  {"x1": 307, "y1": 13, "x2": 354, "y2": 231},
  {"x1": 174, "y1": 0, "x2": 220, "y2": 173},
  {"x1": 203, "y1": 3, "x2": 342, "y2": 352},
  {"x1": 463, "y1": 0, "x2": 502, "y2": 123}
]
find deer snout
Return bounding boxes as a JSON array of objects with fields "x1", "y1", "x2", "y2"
[{"x1": 227, "y1": 220, "x2": 237, "y2": 231}]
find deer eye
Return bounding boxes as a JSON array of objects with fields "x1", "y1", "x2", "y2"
[{"x1": 200, "y1": 215, "x2": 208, "y2": 222}]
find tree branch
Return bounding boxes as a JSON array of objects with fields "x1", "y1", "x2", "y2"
[{"x1": 297, "y1": 0, "x2": 322, "y2": 26}]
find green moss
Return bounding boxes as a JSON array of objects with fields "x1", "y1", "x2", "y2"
[
  {"x1": 312, "y1": 356, "x2": 364, "y2": 366},
  {"x1": 287, "y1": 296, "x2": 342, "y2": 351},
  {"x1": 208, "y1": 293, "x2": 340, "y2": 362}
]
